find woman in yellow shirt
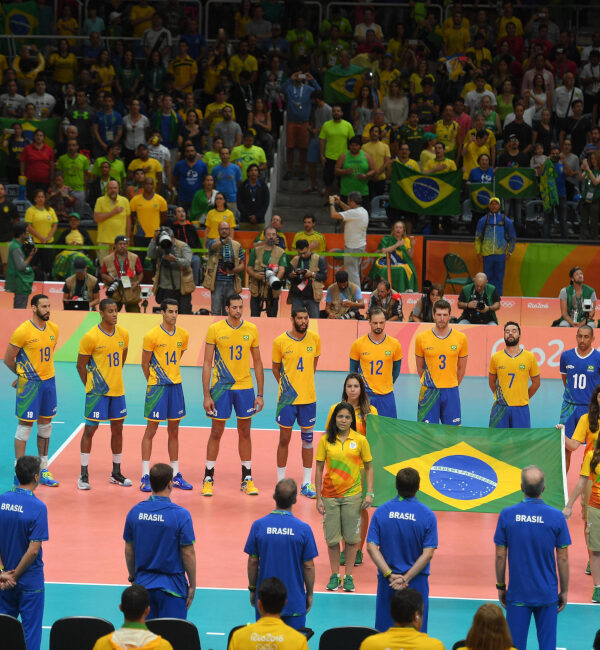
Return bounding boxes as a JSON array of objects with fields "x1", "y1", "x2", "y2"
[
  {"x1": 379, "y1": 54, "x2": 401, "y2": 98},
  {"x1": 234, "y1": 0, "x2": 252, "y2": 39},
  {"x1": 409, "y1": 60, "x2": 435, "y2": 98},
  {"x1": 204, "y1": 192, "x2": 236, "y2": 240},
  {"x1": 49, "y1": 39, "x2": 78, "y2": 85},
  {"x1": 91, "y1": 50, "x2": 116, "y2": 94},
  {"x1": 25, "y1": 189, "x2": 58, "y2": 274},
  {"x1": 56, "y1": 5, "x2": 79, "y2": 46},
  {"x1": 457, "y1": 603, "x2": 517, "y2": 650}
]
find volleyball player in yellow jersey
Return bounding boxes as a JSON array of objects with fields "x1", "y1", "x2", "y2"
[
  {"x1": 76, "y1": 298, "x2": 130, "y2": 490},
  {"x1": 272, "y1": 308, "x2": 321, "y2": 499},
  {"x1": 349, "y1": 308, "x2": 402, "y2": 418},
  {"x1": 140, "y1": 299, "x2": 191, "y2": 492},
  {"x1": 488, "y1": 321, "x2": 540, "y2": 429},
  {"x1": 202, "y1": 293, "x2": 264, "y2": 496},
  {"x1": 415, "y1": 299, "x2": 468, "y2": 425},
  {"x1": 4, "y1": 294, "x2": 59, "y2": 487}
]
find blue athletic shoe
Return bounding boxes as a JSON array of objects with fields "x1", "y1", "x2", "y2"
[
  {"x1": 140, "y1": 474, "x2": 151, "y2": 492},
  {"x1": 40, "y1": 469, "x2": 59, "y2": 487},
  {"x1": 301, "y1": 482, "x2": 316, "y2": 499},
  {"x1": 173, "y1": 473, "x2": 193, "y2": 490}
]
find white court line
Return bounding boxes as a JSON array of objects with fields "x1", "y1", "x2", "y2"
[
  {"x1": 48, "y1": 423, "x2": 84, "y2": 466},
  {"x1": 125, "y1": 423, "x2": 282, "y2": 431},
  {"x1": 206, "y1": 632, "x2": 225, "y2": 636},
  {"x1": 53, "y1": 421, "x2": 65, "y2": 424}
]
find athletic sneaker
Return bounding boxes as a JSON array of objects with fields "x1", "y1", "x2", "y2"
[
  {"x1": 354, "y1": 549, "x2": 363, "y2": 566},
  {"x1": 201, "y1": 478, "x2": 214, "y2": 496},
  {"x1": 586, "y1": 562, "x2": 591, "y2": 575},
  {"x1": 326, "y1": 573, "x2": 341, "y2": 591},
  {"x1": 241, "y1": 478, "x2": 259, "y2": 495},
  {"x1": 343, "y1": 575, "x2": 355, "y2": 592},
  {"x1": 300, "y1": 482, "x2": 316, "y2": 499},
  {"x1": 78, "y1": 475, "x2": 91, "y2": 490},
  {"x1": 140, "y1": 474, "x2": 151, "y2": 492},
  {"x1": 40, "y1": 469, "x2": 59, "y2": 487},
  {"x1": 173, "y1": 473, "x2": 193, "y2": 490},
  {"x1": 592, "y1": 586, "x2": 600, "y2": 603},
  {"x1": 110, "y1": 472, "x2": 132, "y2": 487},
  {"x1": 339, "y1": 550, "x2": 345, "y2": 566}
]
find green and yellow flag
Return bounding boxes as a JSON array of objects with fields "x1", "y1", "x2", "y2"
[
  {"x1": 390, "y1": 161, "x2": 461, "y2": 215},
  {"x1": 368, "y1": 417, "x2": 565, "y2": 513},
  {"x1": 495, "y1": 167, "x2": 537, "y2": 199},
  {"x1": 470, "y1": 183, "x2": 492, "y2": 212},
  {"x1": 2, "y1": 1, "x2": 39, "y2": 35},
  {"x1": 324, "y1": 67, "x2": 364, "y2": 104}
]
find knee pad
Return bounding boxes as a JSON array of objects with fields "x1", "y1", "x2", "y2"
[
  {"x1": 15, "y1": 423, "x2": 32, "y2": 442},
  {"x1": 300, "y1": 428, "x2": 313, "y2": 449},
  {"x1": 37, "y1": 423, "x2": 52, "y2": 439}
]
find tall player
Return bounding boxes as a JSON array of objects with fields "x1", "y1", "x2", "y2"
[
  {"x1": 201, "y1": 293, "x2": 264, "y2": 496},
  {"x1": 488, "y1": 322, "x2": 540, "y2": 428},
  {"x1": 415, "y1": 299, "x2": 468, "y2": 425},
  {"x1": 272, "y1": 308, "x2": 321, "y2": 498},
  {"x1": 76, "y1": 298, "x2": 130, "y2": 489},
  {"x1": 349, "y1": 308, "x2": 402, "y2": 418},
  {"x1": 4, "y1": 295, "x2": 59, "y2": 486},
  {"x1": 140, "y1": 299, "x2": 191, "y2": 492}
]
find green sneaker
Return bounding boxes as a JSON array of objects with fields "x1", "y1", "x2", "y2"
[
  {"x1": 339, "y1": 550, "x2": 345, "y2": 566},
  {"x1": 586, "y1": 562, "x2": 591, "y2": 575},
  {"x1": 593, "y1": 586, "x2": 600, "y2": 603},
  {"x1": 343, "y1": 575, "x2": 355, "y2": 592},
  {"x1": 354, "y1": 549, "x2": 363, "y2": 566},
  {"x1": 326, "y1": 573, "x2": 341, "y2": 591}
]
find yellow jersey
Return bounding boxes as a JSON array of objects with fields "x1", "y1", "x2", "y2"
[
  {"x1": 291, "y1": 230, "x2": 327, "y2": 254},
  {"x1": 24, "y1": 206, "x2": 58, "y2": 243},
  {"x1": 205, "y1": 208, "x2": 236, "y2": 239},
  {"x1": 206, "y1": 319, "x2": 259, "y2": 392},
  {"x1": 130, "y1": 192, "x2": 168, "y2": 237},
  {"x1": 130, "y1": 4, "x2": 155, "y2": 37},
  {"x1": 415, "y1": 328, "x2": 468, "y2": 389},
  {"x1": 349, "y1": 334, "x2": 402, "y2": 396},
  {"x1": 316, "y1": 430, "x2": 372, "y2": 498},
  {"x1": 229, "y1": 617, "x2": 308, "y2": 650},
  {"x1": 573, "y1": 414, "x2": 599, "y2": 452},
  {"x1": 143, "y1": 325, "x2": 189, "y2": 386},
  {"x1": 489, "y1": 349, "x2": 539, "y2": 407},
  {"x1": 10, "y1": 320, "x2": 59, "y2": 381},
  {"x1": 360, "y1": 627, "x2": 445, "y2": 650},
  {"x1": 168, "y1": 56, "x2": 198, "y2": 90},
  {"x1": 434, "y1": 119, "x2": 459, "y2": 152},
  {"x1": 325, "y1": 403, "x2": 378, "y2": 436},
  {"x1": 423, "y1": 157, "x2": 457, "y2": 173},
  {"x1": 272, "y1": 331, "x2": 321, "y2": 406},
  {"x1": 127, "y1": 157, "x2": 163, "y2": 186},
  {"x1": 79, "y1": 324, "x2": 129, "y2": 396},
  {"x1": 94, "y1": 194, "x2": 131, "y2": 245}
]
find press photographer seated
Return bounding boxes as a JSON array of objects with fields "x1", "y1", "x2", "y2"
[
  {"x1": 100, "y1": 236, "x2": 143, "y2": 313},
  {"x1": 247, "y1": 225, "x2": 287, "y2": 318},
  {"x1": 323, "y1": 270, "x2": 366, "y2": 320},
  {"x1": 457, "y1": 272, "x2": 500, "y2": 326},
  {"x1": 557, "y1": 266, "x2": 597, "y2": 328},
  {"x1": 63, "y1": 257, "x2": 100, "y2": 311}
]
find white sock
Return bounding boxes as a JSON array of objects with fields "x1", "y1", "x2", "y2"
[
  {"x1": 171, "y1": 460, "x2": 179, "y2": 475},
  {"x1": 40, "y1": 456, "x2": 48, "y2": 470},
  {"x1": 112, "y1": 454, "x2": 122, "y2": 464},
  {"x1": 206, "y1": 460, "x2": 216, "y2": 470},
  {"x1": 242, "y1": 461, "x2": 251, "y2": 470},
  {"x1": 302, "y1": 466, "x2": 312, "y2": 485},
  {"x1": 277, "y1": 466, "x2": 286, "y2": 481},
  {"x1": 81, "y1": 453, "x2": 90, "y2": 467},
  {"x1": 142, "y1": 461, "x2": 150, "y2": 476}
]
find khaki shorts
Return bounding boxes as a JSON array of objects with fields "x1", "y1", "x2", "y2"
[
  {"x1": 323, "y1": 493, "x2": 362, "y2": 546},
  {"x1": 586, "y1": 505, "x2": 600, "y2": 551},
  {"x1": 582, "y1": 478, "x2": 592, "y2": 521},
  {"x1": 286, "y1": 121, "x2": 309, "y2": 149},
  {"x1": 0, "y1": 244, "x2": 8, "y2": 265}
]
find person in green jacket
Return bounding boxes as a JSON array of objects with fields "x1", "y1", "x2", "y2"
[
  {"x1": 335, "y1": 135, "x2": 374, "y2": 199},
  {"x1": 558, "y1": 266, "x2": 597, "y2": 327},
  {"x1": 5, "y1": 222, "x2": 36, "y2": 308},
  {"x1": 457, "y1": 272, "x2": 501, "y2": 325}
]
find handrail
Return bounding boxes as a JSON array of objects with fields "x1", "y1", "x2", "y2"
[{"x1": 325, "y1": 2, "x2": 444, "y2": 24}]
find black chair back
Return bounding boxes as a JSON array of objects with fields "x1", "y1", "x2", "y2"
[
  {"x1": 0, "y1": 614, "x2": 27, "y2": 650},
  {"x1": 49, "y1": 616, "x2": 115, "y2": 650},
  {"x1": 319, "y1": 625, "x2": 379, "y2": 650},
  {"x1": 146, "y1": 617, "x2": 201, "y2": 650},
  {"x1": 452, "y1": 640, "x2": 467, "y2": 650}
]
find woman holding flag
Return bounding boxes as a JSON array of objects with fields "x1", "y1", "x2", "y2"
[{"x1": 369, "y1": 220, "x2": 418, "y2": 292}]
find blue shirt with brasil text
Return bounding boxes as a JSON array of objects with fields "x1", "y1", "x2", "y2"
[
  {"x1": 244, "y1": 510, "x2": 318, "y2": 618},
  {"x1": 124, "y1": 495, "x2": 195, "y2": 598},
  {"x1": 559, "y1": 348, "x2": 600, "y2": 405},
  {"x1": 494, "y1": 498, "x2": 571, "y2": 606}
]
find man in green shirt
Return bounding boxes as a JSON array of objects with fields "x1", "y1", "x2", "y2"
[
  {"x1": 319, "y1": 104, "x2": 355, "y2": 197},
  {"x1": 91, "y1": 141, "x2": 127, "y2": 185},
  {"x1": 6, "y1": 222, "x2": 36, "y2": 308},
  {"x1": 56, "y1": 139, "x2": 89, "y2": 210},
  {"x1": 231, "y1": 131, "x2": 268, "y2": 180}
]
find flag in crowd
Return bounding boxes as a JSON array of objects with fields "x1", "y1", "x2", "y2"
[{"x1": 390, "y1": 162, "x2": 461, "y2": 215}]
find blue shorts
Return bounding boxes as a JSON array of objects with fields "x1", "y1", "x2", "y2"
[
  {"x1": 145, "y1": 383, "x2": 186, "y2": 421},
  {"x1": 276, "y1": 403, "x2": 317, "y2": 428},
  {"x1": 147, "y1": 588, "x2": 187, "y2": 621},
  {"x1": 307, "y1": 137, "x2": 320, "y2": 164},
  {"x1": 85, "y1": 394, "x2": 127, "y2": 423},
  {"x1": 16, "y1": 376, "x2": 57, "y2": 421},
  {"x1": 210, "y1": 387, "x2": 256, "y2": 420},
  {"x1": 0, "y1": 585, "x2": 44, "y2": 650},
  {"x1": 367, "y1": 390, "x2": 397, "y2": 418},
  {"x1": 560, "y1": 401, "x2": 588, "y2": 439},
  {"x1": 489, "y1": 403, "x2": 531, "y2": 428},
  {"x1": 418, "y1": 386, "x2": 461, "y2": 425}
]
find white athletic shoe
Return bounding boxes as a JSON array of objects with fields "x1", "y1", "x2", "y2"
[{"x1": 78, "y1": 475, "x2": 91, "y2": 490}]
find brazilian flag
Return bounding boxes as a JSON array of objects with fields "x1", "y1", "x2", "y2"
[
  {"x1": 0, "y1": 116, "x2": 59, "y2": 176},
  {"x1": 2, "y1": 1, "x2": 39, "y2": 36},
  {"x1": 324, "y1": 67, "x2": 365, "y2": 105},
  {"x1": 390, "y1": 161, "x2": 461, "y2": 215},
  {"x1": 470, "y1": 183, "x2": 492, "y2": 212},
  {"x1": 368, "y1": 417, "x2": 565, "y2": 513},
  {"x1": 495, "y1": 167, "x2": 537, "y2": 199}
]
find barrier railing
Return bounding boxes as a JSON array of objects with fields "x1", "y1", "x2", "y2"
[{"x1": 325, "y1": 2, "x2": 444, "y2": 25}]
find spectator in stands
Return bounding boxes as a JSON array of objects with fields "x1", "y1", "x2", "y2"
[
  {"x1": 56, "y1": 211, "x2": 93, "y2": 251},
  {"x1": 324, "y1": 269, "x2": 365, "y2": 320},
  {"x1": 190, "y1": 175, "x2": 217, "y2": 225},
  {"x1": 24, "y1": 188, "x2": 57, "y2": 275},
  {"x1": 580, "y1": 153, "x2": 600, "y2": 240},
  {"x1": 122, "y1": 99, "x2": 150, "y2": 164},
  {"x1": 458, "y1": 272, "x2": 500, "y2": 325},
  {"x1": 368, "y1": 281, "x2": 403, "y2": 321},
  {"x1": 522, "y1": 53, "x2": 555, "y2": 99},
  {"x1": 13, "y1": 45, "x2": 45, "y2": 95},
  {"x1": 422, "y1": 142, "x2": 457, "y2": 175},
  {"x1": 335, "y1": 136, "x2": 374, "y2": 204},
  {"x1": 541, "y1": 144, "x2": 570, "y2": 240},
  {"x1": 0, "y1": 79, "x2": 25, "y2": 118},
  {"x1": 94, "y1": 179, "x2": 131, "y2": 251},
  {"x1": 231, "y1": 130, "x2": 267, "y2": 180},
  {"x1": 229, "y1": 38, "x2": 258, "y2": 84},
  {"x1": 502, "y1": 104, "x2": 533, "y2": 155},
  {"x1": 410, "y1": 283, "x2": 444, "y2": 323},
  {"x1": 204, "y1": 221, "x2": 244, "y2": 315},
  {"x1": 411, "y1": 78, "x2": 440, "y2": 128},
  {"x1": 142, "y1": 13, "x2": 172, "y2": 67},
  {"x1": 320, "y1": 104, "x2": 355, "y2": 198},
  {"x1": 92, "y1": 93, "x2": 123, "y2": 156},
  {"x1": 329, "y1": 191, "x2": 369, "y2": 288},
  {"x1": 558, "y1": 266, "x2": 597, "y2": 327},
  {"x1": 383, "y1": 79, "x2": 408, "y2": 131},
  {"x1": 171, "y1": 206, "x2": 202, "y2": 286},
  {"x1": 87, "y1": 160, "x2": 112, "y2": 207},
  {"x1": 21, "y1": 129, "x2": 55, "y2": 201},
  {"x1": 497, "y1": 135, "x2": 529, "y2": 231},
  {"x1": 371, "y1": 221, "x2": 418, "y2": 293},
  {"x1": 560, "y1": 102, "x2": 591, "y2": 157},
  {"x1": 465, "y1": 75, "x2": 497, "y2": 117},
  {"x1": 66, "y1": 88, "x2": 95, "y2": 155},
  {"x1": 172, "y1": 143, "x2": 208, "y2": 212},
  {"x1": 363, "y1": 126, "x2": 391, "y2": 200},
  {"x1": 5, "y1": 222, "x2": 36, "y2": 308},
  {"x1": 211, "y1": 147, "x2": 242, "y2": 215},
  {"x1": 463, "y1": 131, "x2": 491, "y2": 182},
  {"x1": 168, "y1": 40, "x2": 197, "y2": 97},
  {"x1": 525, "y1": 7, "x2": 560, "y2": 44},
  {"x1": 2, "y1": 123, "x2": 27, "y2": 185},
  {"x1": 553, "y1": 73, "x2": 584, "y2": 133},
  {"x1": 205, "y1": 193, "x2": 236, "y2": 249},
  {"x1": 443, "y1": 9, "x2": 470, "y2": 57},
  {"x1": 130, "y1": 177, "x2": 167, "y2": 250},
  {"x1": 56, "y1": 139, "x2": 88, "y2": 211},
  {"x1": 152, "y1": 94, "x2": 182, "y2": 162},
  {"x1": 288, "y1": 239, "x2": 327, "y2": 319},
  {"x1": 46, "y1": 170, "x2": 76, "y2": 222},
  {"x1": 229, "y1": 70, "x2": 255, "y2": 129},
  {"x1": 247, "y1": 225, "x2": 287, "y2": 317},
  {"x1": 25, "y1": 78, "x2": 55, "y2": 119},
  {"x1": 456, "y1": 603, "x2": 514, "y2": 650},
  {"x1": 214, "y1": 105, "x2": 243, "y2": 151},
  {"x1": 237, "y1": 163, "x2": 270, "y2": 225},
  {"x1": 354, "y1": 8, "x2": 383, "y2": 43},
  {"x1": 0, "y1": 182, "x2": 19, "y2": 271},
  {"x1": 63, "y1": 257, "x2": 100, "y2": 311},
  {"x1": 581, "y1": 49, "x2": 600, "y2": 124},
  {"x1": 291, "y1": 214, "x2": 326, "y2": 253},
  {"x1": 92, "y1": 141, "x2": 127, "y2": 188},
  {"x1": 128, "y1": 143, "x2": 164, "y2": 196}
]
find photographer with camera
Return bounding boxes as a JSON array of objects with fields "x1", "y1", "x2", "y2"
[
  {"x1": 457, "y1": 272, "x2": 501, "y2": 325},
  {"x1": 203, "y1": 221, "x2": 244, "y2": 315},
  {"x1": 324, "y1": 269, "x2": 365, "y2": 319},
  {"x1": 5, "y1": 222, "x2": 36, "y2": 308},
  {"x1": 148, "y1": 227, "x2": 195, "y2": 315},
  {"x1": 63, "y1": 257, "x2": 100, "y2": 311},
  {"x1": 287, "y1": 239, "x2": 327, "y2": 319},
  {"x1": 368, "y1": 280, "x2": 403, "y2": 321},
  {"x1": 558, "y1": 266, "x2": 597, "y2": 328},
  {"x1": 101, "y1": 236, "x2": 144, "y2": 313},
  {"x1": 248, "y1": 225, "x2": 287, "y2": 317}
]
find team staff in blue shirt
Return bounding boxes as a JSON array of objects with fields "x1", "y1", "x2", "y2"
[
  {"x1": 0, "y1": 455, "x2": 49, "y2": 650},
  {"x1": 124, "y1": 463, "x2": 196, "y2": 620},
  {"x1": 245, "y1": 479, "x2": 318, "y2": 630},
  {"x1": 494, "y1": 466, "x2": 570, "y2": 650},
  {"x1": 367, "y1": 467, "x2": 438, "y2": 633}
]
